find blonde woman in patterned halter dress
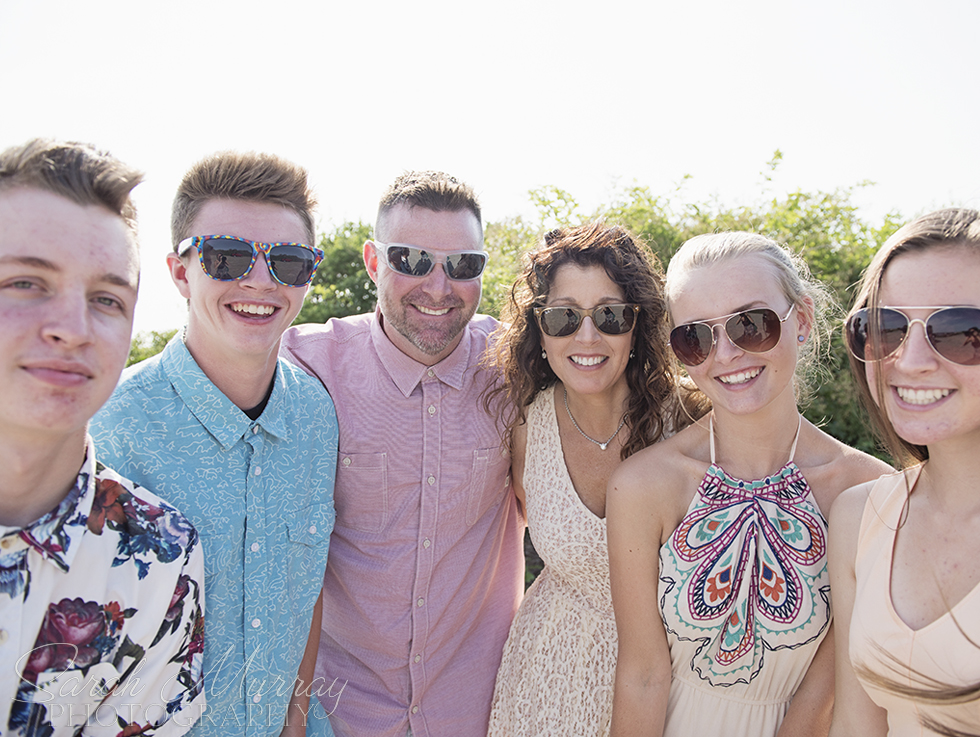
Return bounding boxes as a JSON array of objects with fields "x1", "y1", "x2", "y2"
[
  {"x1": 484, "y1": 221, "x2": 706, "y2": 736},
  {"x1": 830, "y1": 209, "x2": 980, "y2": 737},
  {"x1": 607, "y1": 232, "x2": 891, "y2": 737}
]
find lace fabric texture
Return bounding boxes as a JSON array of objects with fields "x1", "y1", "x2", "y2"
[{"x1": 489, "y1": 386, "x2": 617, "y2": 736}]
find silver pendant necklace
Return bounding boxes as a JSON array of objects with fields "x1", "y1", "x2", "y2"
[{"x1": 563, "y1": 387, "x2": 626, "y2": 451}]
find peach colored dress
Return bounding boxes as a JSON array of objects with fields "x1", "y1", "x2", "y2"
[
  {"x1": 658, "y1": 417, "x2": 831, "y2": 736},
  {"x1": 851, "y1": 467, "x2": 980, "y2": 736},
  {"x1": 488, "y1": 386, "x2": 617, "y2": 736}
]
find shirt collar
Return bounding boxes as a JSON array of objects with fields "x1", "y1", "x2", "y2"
[
  {"x1": 162, "y1": 335, "x2": 288, "y2": 448},
  {"x1": 370, "y1": 308, "x2": 472, "y2": 396},
  {"x1": 3, "y1": 441, "x2": 98, "y2": 573}
]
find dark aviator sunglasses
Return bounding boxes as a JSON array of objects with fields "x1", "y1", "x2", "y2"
[
  {"x1": 669, "y1": 306, "x2": 794, "y2": 366},
  {"x1": 845, "y1": 306, "x2": 980, "y2": 366}
]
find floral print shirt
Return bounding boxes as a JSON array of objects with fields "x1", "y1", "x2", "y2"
[
  {"x1": 91, "y1": 336, "x2": 337, "y2": 737},
  {"x1": 0, "y1": 444, "x2": 205, "y2": 736}
]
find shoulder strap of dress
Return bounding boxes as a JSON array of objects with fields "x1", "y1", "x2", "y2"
[
  {"x1": 787, "y1": 413, "x2": 803, "y2": 463},
  {"x1": 709, "y1": 413, "x2": 716, "y2": 465}
]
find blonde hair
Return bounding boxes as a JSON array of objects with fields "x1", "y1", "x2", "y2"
[{"x1": 665, "y1": 232, "x2": 834, "y2": 405}]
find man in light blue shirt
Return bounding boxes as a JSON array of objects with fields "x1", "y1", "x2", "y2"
[{"x1": 91, "y1": 151, "x2": 337, "y2": 737}]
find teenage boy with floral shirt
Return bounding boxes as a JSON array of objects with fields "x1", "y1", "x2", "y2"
[{"x1": 0, "y1": 138, "x2": 205, "y2": 736}]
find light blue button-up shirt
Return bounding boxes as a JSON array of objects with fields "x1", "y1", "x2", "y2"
[{"x1": 91, "y1": 336, "x2": 337, "y2": 737}]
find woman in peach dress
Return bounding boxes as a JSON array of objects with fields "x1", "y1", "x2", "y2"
[{"x1": 830, "y1": 208, "x2": 980, "y2": 737}]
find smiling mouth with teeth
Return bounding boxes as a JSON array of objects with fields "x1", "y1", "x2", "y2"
[
  {"x1": 718, "y1": 367, "x2": 762, "y2": 385},
  {"x1": 896, "y1": 387, "x2": 951, "y2": 405},
  {"x1": 232, "y1": 303, "x2": 276, "y2": 316},
  {"x1": 571, "y1": 355, "x2": 607, "y2": 367},
  {"x1": 416, "y1": 305, "x2": 451, "y2": 316}
]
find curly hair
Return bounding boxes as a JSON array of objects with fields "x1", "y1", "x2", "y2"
[{"x1": 485, "y1": 220, "x2": 705, "y2": 460}]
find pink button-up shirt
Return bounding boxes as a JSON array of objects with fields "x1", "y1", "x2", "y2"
[{"x1": 281, "y1": 312, "x2": 524, "y2": 737}]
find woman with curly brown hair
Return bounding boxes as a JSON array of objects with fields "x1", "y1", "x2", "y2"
[{"x1": 485, "y1": 221, "x2": 703, "y2": 736}]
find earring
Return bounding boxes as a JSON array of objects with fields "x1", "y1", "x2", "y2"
[
  {"x1": 798, "y1": 335, "x2": 806, "y2": 343},
  {"x1": 542, "y1": 349, "x2": 547, "y2": 359},
  {"x1": 629, "y1": 350, "x2": 635, "y2": 359}
]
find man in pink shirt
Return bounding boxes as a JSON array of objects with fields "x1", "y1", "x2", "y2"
[{"x1": 281, "y1": 171, "x2": 524, "y2": 737}]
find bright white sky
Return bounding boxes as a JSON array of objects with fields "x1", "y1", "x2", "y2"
[{"x1": 2, "y1": 0, "x2": 977, "y2": 335}]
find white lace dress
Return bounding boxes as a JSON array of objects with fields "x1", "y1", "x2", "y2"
[{"x1": 488, "y1": 385, "x2": 617, "y2": 736}]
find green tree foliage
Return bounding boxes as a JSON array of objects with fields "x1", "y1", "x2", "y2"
[
  {"x1": 294, "y1": 221, "x2": 376, "y2": 325},
  {"x1": 127, "y1": 161, "x2": 902, "y2": 457},
  {"x1": 482, "y1": 215, "x2": 537, "y2": 319},
  {"x1": 556, "y1": 176, "x2": 902, "y2": 455},
  {"x1": 127, "y1": 329, "x2": 178, "y2": 367}
]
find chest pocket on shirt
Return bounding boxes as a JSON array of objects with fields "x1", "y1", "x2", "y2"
[
  {"x1": 334, "y1": 451, "x2": 388, "y2": 533},
  {"x1": 465, "y1": 445, "x2": 508, "y2": 526},
  {"x1": 287, "y1": 503, "x2": 335, "y2": 613}
]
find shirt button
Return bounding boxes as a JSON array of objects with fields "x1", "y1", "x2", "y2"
[
  {"x1": 414, "y1": 654, "x2": 421, "y2": 663},
  {"x1": 252, "y1": 426, "x2": 259, "y2": 434},
  {"x1": 427, "y1": 369, "x2": 434, "y2": 378},
  {"x1": 251, "y1": 618, "x2": 261, "y2": 628},
  {"x1": 250, "y1": 542, "x2": 260, "y2": 553},
  {"x1": 422, "y1": 538, "x2": 431, "y2": 548},
  {"x1": 412, "y1": 705, "x2": 419, "y2": 714},
  {"x1": 427, "y1": 475, "x2": 435, "y2": 486},
  {"x1": 253, "y1": 466, "x2": 262, "y2": 476},
  {"x1": 308, "y1": 525, "x2": 317, "y2": 534},
  {"x1": 427, "y1": 405, "x2": 435, "y2": 415},
  {"x1": 417, "y1": 598, "x2": 424, "y2": 607},
  {"x1": 0, "y1": 538, "x2": 11, "y2": 550},
  {"x1": 252, "y1": 694, "x2": 262, "y2": 704},
  {"x1": 342, "y1": 457, "x2": 351, "y2": 466}
]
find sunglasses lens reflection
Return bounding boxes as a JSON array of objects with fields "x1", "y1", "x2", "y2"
[
  {"x1": 846, "y1": 307, "x2": 980, "y2": 366},
  {"x1": 201, "y1": 239, "x2": 253, "y2": 280},
  {"x1": 670, "y1": 323, "x2": 713, "y2": 365},
  {"x1": 268, "y1": 245, "x2": 317, "y2": 286},
  {"x1": 929, "y1": 308, "x2": 980, "y2": 366},
  {"x1": 537, "y1": 305, "x2": 638, "y2": 338},
  {"x1": 670, "y1": 309, "x2": 783, "y2": 366},
  {"x1": 386, "y1": 245, "x2": 487, "y2": 281},
  {"x1": 445, "y1": 253, "x2": 487, "y2": 280},
  {"x1": 539, "y1": 308, "x2": 580, "y2": 337},
  {"x1": 201, "y1": 238, "x2": 318, "y2": 286},
  {"x1": 727, "y1": 309, "x2": 780, "y2": 353}
]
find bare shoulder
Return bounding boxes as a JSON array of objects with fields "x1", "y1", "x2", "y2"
[
  {"x1": 800, "y1": 424, "x2": 894, "y2": 514},
  {"x1": 608, "y1": 422, "x2": 708, "y2": 530},
  {"x1": 827, "y1": 476, "x2": 881, "y2": 573},
  {"x1": 830, "y1": 478, "x2": 878, "y2": 528}
]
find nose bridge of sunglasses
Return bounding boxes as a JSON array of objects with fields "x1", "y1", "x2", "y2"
[
  {"x1": 575, "y1": 312, "x2": 603, "y2": 338},
  {"x1": 894, "y1": 317, "x2": 935, "y2": 357}
]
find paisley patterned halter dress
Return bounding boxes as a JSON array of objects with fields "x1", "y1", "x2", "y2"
[{"x1": 658, "y1": 415, "x2": 830, "y2": 736}]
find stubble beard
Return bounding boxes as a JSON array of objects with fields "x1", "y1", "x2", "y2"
[{"x1": 379, "y1": 287, "x2": 477, "y2": 358}]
